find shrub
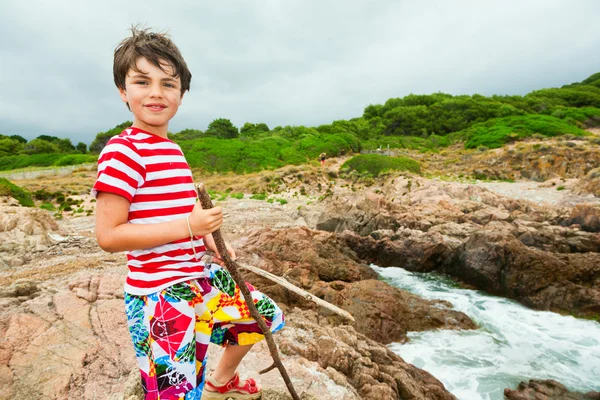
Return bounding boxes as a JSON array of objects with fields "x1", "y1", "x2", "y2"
[
  {"x1": 341, "y1": 154, "x2": 421, "y2": 177},
  {"x1": 0, "y1": 178, "x2": 34, "y2": 206},
  {"x1": 250, "y1": 193, "x2": 267, "y2": 200},
  {"x1": 40, "y1": 203, "x2": 56, "y2": 211},
  {"x1": 462, "y1": 115, "x2": 586, "y2": 149},
  {"x1": 276, "y1": 198, "x2": 288, "y2": 205},
  {"x1": 230, "y1": 192, "x2": 244, "y2": 199}
]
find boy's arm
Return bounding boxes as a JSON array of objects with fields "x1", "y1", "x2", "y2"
[{"x1": 95, "y1": 192, "x2": 222, "y2": 252}]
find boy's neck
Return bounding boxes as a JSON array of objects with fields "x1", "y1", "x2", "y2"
[{"x1": 131, "y1": 120, "x2": 169, "y2": 139}]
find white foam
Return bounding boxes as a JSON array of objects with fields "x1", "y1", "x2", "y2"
[{"x1": 373, "y1": 265, "x2": 600, "y2": 400}]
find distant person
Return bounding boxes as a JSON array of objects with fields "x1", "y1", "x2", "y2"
[
  {"x1": 93, "y1": 27, "x2": 283, "y2": 400},
  {"x1": 319, "y1": 152, "x2": 326, "y2": 166}
]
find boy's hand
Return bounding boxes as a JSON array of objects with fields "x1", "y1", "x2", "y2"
[
  {"x1": 188, "y1": 202, "x2": 223, "y2": 237},
  {"x1": 203, "y1": 234, "x2": 236, "y2": 266}
]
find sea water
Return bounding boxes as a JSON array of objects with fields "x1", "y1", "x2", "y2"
[{"x1": 372, "y1": 265, "x2": 600, "y2": 400}]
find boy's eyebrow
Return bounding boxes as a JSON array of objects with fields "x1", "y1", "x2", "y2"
[
  {"x1": 129, "y1": 73, "x2": 150, "y2": 79},
  {"x1": 128, "y1": 73, "x2": 178, "y2": 83}
]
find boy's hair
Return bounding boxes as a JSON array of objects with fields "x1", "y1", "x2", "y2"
[{"x1": 113, "y1": 26, "x2": 192, "y2": 98}]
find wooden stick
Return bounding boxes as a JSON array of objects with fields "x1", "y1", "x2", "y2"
[
  {"x1": 196, "y1": 184, "x2": 300, "y2": 400},
  {"x1": 238, "y1": 263, "x2": 355, "y2": 322}
]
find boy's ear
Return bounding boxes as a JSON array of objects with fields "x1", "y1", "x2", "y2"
[{"x1": 119, "y1": 87, "x2": 128, "y2": 104}]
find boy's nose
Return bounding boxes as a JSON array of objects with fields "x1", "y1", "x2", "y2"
[{"x1": 149, "y1": 83, "x2": 163, "y2": 97}]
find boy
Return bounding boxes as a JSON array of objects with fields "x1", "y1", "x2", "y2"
[{"x1": 93, "y1": 27, "x2": 284, "y2": 400}]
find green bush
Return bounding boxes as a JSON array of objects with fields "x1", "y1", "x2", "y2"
[
  {"x1": 0, "y1": 178, "x2": 34, "y2": 206},
  {"x1": 250, "y1": 193, "x2": 267, "y2": 200},
  {"x1": 341, "y1": 154, "x2": 421, "y2": 176},
  {"x1": 0, "y1": 153, "x2": 96, "y2": 171},
  {"x1": 460, "y1": 115, "x2": 586, "y2": 149},
  {"x1": 52, "y1": 154, "x2": 96, "y2": 166},
  {"x1": 276, "y1": 198, "x2": 288, "y2": 205},
  {"x1": 40, "y1": 202, "x2": 56, "y2": 211},
  {"x1": 230, "y1": 192, "x2": 244, "y2": 199}
]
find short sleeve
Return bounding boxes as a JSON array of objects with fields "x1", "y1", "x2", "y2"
[{"x1": 91, "y1": 136, "x2": 146, "y2": 202}]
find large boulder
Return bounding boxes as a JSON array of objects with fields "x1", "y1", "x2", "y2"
[
  {"x1": 279, "y1": 309, "x2": 457, "y2": 400},
  {"x1": 240, "y1": 227, "x2": 476, "y2": 343},
  {"x1": 560, "y1": 204, "x2": 600, "y2": 232},
  {"x1": 449, "y1": 231, "x2": 600, "y2": 316}
]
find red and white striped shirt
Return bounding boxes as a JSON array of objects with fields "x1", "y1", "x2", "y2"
[{"x1": 92, "y1": 127, "x2": 208, "y2": 295}]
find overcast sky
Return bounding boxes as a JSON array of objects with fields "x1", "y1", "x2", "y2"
[{"x1": 1, "y1": 0, "x2": 599, "y2": 145}]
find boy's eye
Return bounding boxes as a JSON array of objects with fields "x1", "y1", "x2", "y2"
[
  {"x1": 164, "y1": 83, "x2": 177, "y2": 88},
  {"x1": 135, "y1": 81, "x2": 148, "y2": 85}
]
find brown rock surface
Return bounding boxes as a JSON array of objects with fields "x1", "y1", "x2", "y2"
[
  {"x1": 0, "y1": 202, "x2": 459, "y2": 399},
  {"x1": 312, "y1": 177, "x2": 600, "y2": 317},
  {"x1": 505, "y1": 379, "x2": 600, "y2": 400},
  {"x1": 240, "y1": 227, "x2": 476, "y2": 343}
]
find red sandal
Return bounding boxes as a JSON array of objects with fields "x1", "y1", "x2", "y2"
[{"x1": 202, "y1": 372, "x2": 262, "y2": 400}]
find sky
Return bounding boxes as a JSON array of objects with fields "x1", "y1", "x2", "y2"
[{"x1": 1, "y1": 0, "x2": 599, "y2": 145}]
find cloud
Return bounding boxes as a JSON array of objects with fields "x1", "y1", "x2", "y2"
[{"x1": 1, "y1": 0, "x2": 599, "y2": 144}]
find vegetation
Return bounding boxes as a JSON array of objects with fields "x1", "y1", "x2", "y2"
[
  {"x1": 341, "y1": 154, "x2": 421, "y2": 176},
  {"x1": 1, "y1": 72, "x2": 599, "y2": 173},
  {"x1": 454, "y1": 115, "x2": 586, "y2": 149},
  {"x1": 0, "y1": 153, "x2": 96, "y2": 171},
  {"x1": 0, "y1": 178, "x2": 34, "y2": 207}
]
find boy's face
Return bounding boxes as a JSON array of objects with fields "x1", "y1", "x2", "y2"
[{"x1": 119, "y1": 57, "x2": 184, "y2": 137}]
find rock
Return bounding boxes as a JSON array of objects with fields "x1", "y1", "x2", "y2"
[
  {"x1": 0, "y1": 280, "x2": 39, "y2": 298},
  {"x1": 342, "y1": 229, "x2": 459, "y2": 273},
  {"x1": 122, "y1": 368, "x2": 143, "y2": 398},
  {"x1": 311, "y1": 279, "x2": 476, "y2": 343},
  {"x1": 504, "y1": 379, "x2": 600, "y2": 399},
  {"x1": 241, "y1": 227, "x2": 476, "y2": 343},
  {"x1": 560, "y1": 204, "x2": 600, "y2": 232},
  {"x1": 278, "y1": 310, "x2": 457, "y2": 400},
  {"x1": 449, "y1": 231, "x2": 600, "y2": 316}
]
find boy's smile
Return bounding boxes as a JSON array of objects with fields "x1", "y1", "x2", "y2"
[{"x1": 119, "y1": 57, "x2": 184, "y2": 138}]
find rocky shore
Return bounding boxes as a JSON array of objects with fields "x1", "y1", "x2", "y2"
[
  {"x1": 1, "y1": 155, "x2": 599, "y2": 399},
  {"x1": 307, "y1": 176, "x2": 600, "y2": 318}
]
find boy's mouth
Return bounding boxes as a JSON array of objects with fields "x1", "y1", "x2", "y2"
[{"x1": 145, "y1": 103, "x2": 167, "y2": 111}]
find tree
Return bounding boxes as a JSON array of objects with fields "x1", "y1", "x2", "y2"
[
  {"x1": 36, "y1": 134, "x2": 61, "y2": 143},
  {"x1": 55, "y1": 138, "x2": 76, "y2": 153},
  {"x1": 89, "y1": 121, "x2": 132, "y2": 153},
  {"x1": 206, "y1": 118, "x2": 239, "y2": 139},
  {"x1": 10, "y1": 135, "x2": 27, "y2": 144},
  {"x1": 240, "y1": 122, "x2": 269, "y2": 139},
  {"x1": 171, "y1": 129, "x2": 205, "y2": 141},
  {"x1": 76, "y1": 142, "x2": 87, "y2": 153},
  {"x1": 21, "y1": 138, "x2": 61, "y2": 154},
  {"x1": 0, "y1": 138, "x2": 24, "y2": 156}
]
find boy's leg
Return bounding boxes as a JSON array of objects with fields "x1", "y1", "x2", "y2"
[
  {"x1": 125, "y1": 282, "x2": 207, "y2": 400},
  {"x1": 203, "y1": 264, "x2": 285, "y2": 390},
  {"x1": 210, "y1": 343, "x2": 254, "y2": 383}
]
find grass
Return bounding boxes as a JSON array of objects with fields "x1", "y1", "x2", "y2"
[
  {"x1": 341, "y1": 154, "x2": 421, "y2": 176},
  {"x1": 0, "y1": 153, "x2": 96, "y2": 171},
  {"x1": 453, "y1": 114, "x2": 588, "y2": 149},
  {"x1": 0, "y1": 178, "x2": 34, "y2": 206}
]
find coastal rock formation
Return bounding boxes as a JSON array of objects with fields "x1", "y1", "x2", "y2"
[
  {"x1": 0, "y1": 272, "x2": 457, "y2": 400},
  {"x1": 0, "y1": 199, "x2": 64, "y2": 269},
  {"x1": 279, "y1": 309, "x2": 457, "y2": 400},
  {"x1": 240, "y1": 227, "x2": 477, "y2": 344},
  {"x1": 309, "y1": 178, "x2": 600, "y2": 317},
  {"x1": 573, "y1": 167, "x2": 600, "y2": 197},
  {"x1": 505, "y1": 379, "x2": 600, "y2": 400}
]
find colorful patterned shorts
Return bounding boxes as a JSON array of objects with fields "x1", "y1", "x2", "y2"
[{"x1": 124, "y1": 263, "x2": 285, "y2": 400}]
